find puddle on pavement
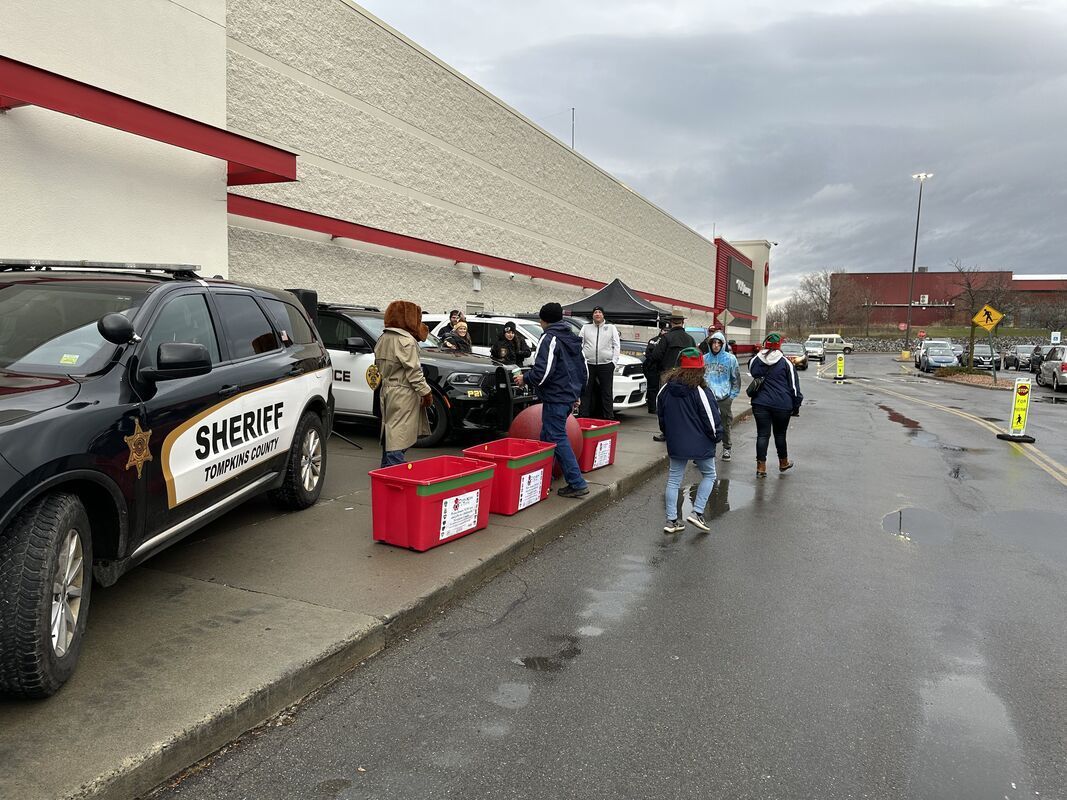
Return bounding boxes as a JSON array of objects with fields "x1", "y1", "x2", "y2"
[
  {"x1": 878, "y1": 405, "x2": 973, "y2": 452},
  {"x1": 981, "y1": 416, "x2": 1005, "y2": 422},
  {"x1": 878, "y1": 405, "x2": 921, "y2": 429},
  {"x1": 882, "y1": 508, "x2": 954, "y2": 545},
  {"x1": 1033, "y1": 395, "x2": 1067, "y2": 404},
  {"x1": 674, "y1": 478, "x2": 756, "y2": 522},
  {"x1": 515, "y1": 635, "x2": 581, "y2": 672}
]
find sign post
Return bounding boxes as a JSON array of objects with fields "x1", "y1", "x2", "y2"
[
  {"x1": 972, "y1": 304, "x2": 1004, "y2": 385},
  {"x1": 996, "y1": 378, "x2": 1036, "y2": 443}
]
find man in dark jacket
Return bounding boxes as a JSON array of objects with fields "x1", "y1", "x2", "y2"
[
  {"x1": 514, "y1": 303, "x2": 589, "y2": 498},
  {"x1": 651, "y1": 314, "x2": 696, "y2": 441},
  {"x1": 642, "y1": 321, "x2": 671, "y2": 414}
]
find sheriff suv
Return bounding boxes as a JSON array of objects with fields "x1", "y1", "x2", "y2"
[
  {"x1": 318, "y1": 305, "x2": 537, "y2": 446},
  {"x1": 0, "y1": 262, "x2": 332, "y2": 697}
]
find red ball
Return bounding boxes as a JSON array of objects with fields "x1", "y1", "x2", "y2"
[{"x1": 508, "y1": 403, "x2": 582, "y2": 477}]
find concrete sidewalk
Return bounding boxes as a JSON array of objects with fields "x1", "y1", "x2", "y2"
[{"x1": 0, "y1": 398, "x2": 749, "y2": 800}]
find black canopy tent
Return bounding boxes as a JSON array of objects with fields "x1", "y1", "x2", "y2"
[{"x1": 561, "y1": 278, "x2": 669, "y2": 326}]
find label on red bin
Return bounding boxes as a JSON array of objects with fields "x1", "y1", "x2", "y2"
[
  {"x1": 518, "y1": 470, "x2": 544, "y2": 510},
  {"x1": 592, "y1": 439, "x2": 613, "y2": 469},
  {"x1": 440, "y1": 489, "x2": 480, "y2": 540}
]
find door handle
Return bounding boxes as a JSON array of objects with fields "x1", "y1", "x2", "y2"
[{"x1": 219, "y1": 384, "x2": 241, "y2": 398}]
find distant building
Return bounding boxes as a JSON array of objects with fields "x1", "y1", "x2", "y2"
[{"x1": 830, "y1": 269, "x2": 1067, "y2": 328}]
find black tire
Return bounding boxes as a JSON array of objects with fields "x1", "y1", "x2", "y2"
[
  {"x1": 414, "y1": 393, "x2": 449, "y2": 448},
  {"x1": 843, "y1": 347, "x2": 853, "y2": 355},
  {"x1": 269, "y1": 412, "x2": 326, "y2": 510},
  {"x1": 1036, "y1": 371, "x2": 1045, "y2": 386},
  {"x1": 0, "y1": 492, "x2": 92, "y2": 698},
  {"x1": 1055, "y1": 374, "x2": 1065, "y2": 394}
]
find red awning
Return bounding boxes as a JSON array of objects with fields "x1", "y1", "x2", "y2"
[{"x1": 0, "y1": 56, "x2": 296, "y2": 186}]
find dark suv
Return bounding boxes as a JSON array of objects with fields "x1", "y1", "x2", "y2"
[
  {"x1": 318, "y1": 305, "x2": 537, "y2": 447},
  {"x1": 1002, "y1": 344, "x2": 1034, "y2": 371},
  {"x1": 0, "y1": 262, "x2": 332, "y2": 697}
]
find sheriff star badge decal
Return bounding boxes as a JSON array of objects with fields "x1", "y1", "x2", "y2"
[{"x1": 124, "y1": 419, "x2": 153, "y2": 478}]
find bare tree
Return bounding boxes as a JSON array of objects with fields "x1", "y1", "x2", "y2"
[
  {"x1": 952, "y1": 259, "x2": 1016, "y2": 361},
  {"x1": 797, "y1": 269, "x2": 835, "y2": 324}
]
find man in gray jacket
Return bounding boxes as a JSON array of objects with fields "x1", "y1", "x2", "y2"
[{"x1": 579, "y1": 306, "x2": 621, "y2": 419}]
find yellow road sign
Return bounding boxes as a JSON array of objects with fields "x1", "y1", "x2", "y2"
[
  {"x1": 973, "y1": 304, "x2": 1003, "y2": 332},
  {"x1": 836, "y1": 353, "x2": 845, "y2": 380},
  {"x1": 1010, "y1": 379, "x2": 1032, "y2": 436}
]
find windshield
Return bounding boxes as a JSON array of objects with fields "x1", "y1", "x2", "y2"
[
  {"x1": 355, "y1": 315, "x2": 441, "y2": 348},
  {"x1": 520, "y1": 323, "x2": 544, "y2": 340},
  {"x1": 928, "y1": 348, "x2": 953, "y2": 356},
  {"x1": 804, "y1": 340, "x2": 822, "y2": 347},
  {"x1": 782, "y1": 344, "x2": 805, "y2": 354},
  {"x1": 0, "y1": 280, "x2": 148, "y2": 375},
  {"x1": 974, "y1": 344, "x2": 993, "y2": 354}
]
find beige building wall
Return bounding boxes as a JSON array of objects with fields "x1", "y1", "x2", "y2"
[
  {"x1": 2, "y1": 0, "x2": 229, "y2": 274},
  {"x1": 224, "y1": 0, "x2": 717, "y2": 323}
]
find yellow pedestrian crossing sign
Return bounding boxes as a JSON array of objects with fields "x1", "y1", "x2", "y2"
[
  {"x1": 1010, "y1": 379, "x2": 1031, "y2": 436},
  {"x1": 973, "y1": 304, "x2": 1003, "y2": 332}
]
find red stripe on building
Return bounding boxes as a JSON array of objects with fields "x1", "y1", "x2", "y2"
[
  {"x1": 0, "y1": 55, "x2": 297, "y2": 186},
  {"x1": 227, "y1": 194, "x2": 716, "y2": 313}
]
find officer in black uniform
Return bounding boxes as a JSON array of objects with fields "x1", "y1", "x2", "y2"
[{"x1": 643, "y1": 320, "x2": 670, "y2": 414}]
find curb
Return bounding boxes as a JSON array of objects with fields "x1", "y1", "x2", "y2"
[
  {"x1": 102, "y1": 410, "x2": 750, "y2": 800},
  {"x1": 916, "y1": 372, "x2": 1015, "y2": 391}
]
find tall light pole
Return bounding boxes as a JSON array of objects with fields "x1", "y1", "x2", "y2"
[{"x1": 903, "y1": 172, "x2": 933, "y2": 356}]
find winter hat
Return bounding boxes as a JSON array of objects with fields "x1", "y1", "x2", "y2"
[
  {"x1": 592, "y1": 305, "x2": 605, "y2": 315},
  {"x1": 678, "y1": 347, "x2": 704, "y2": 369},
  {"x1": 539, "y1": 302, "x2": 563, "y2": 323},
  {"x1": 763, "y1": 332, "x2": 783, "y2": 350},
  {"x1": 502, "y1": 321, "x2": 517, "y2": 333}
]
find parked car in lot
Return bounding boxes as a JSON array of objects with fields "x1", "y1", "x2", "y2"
[
  {"x1": 781, "y1": 342, "x2": 809, "y2": 370},
  {"x1": 920, "y1": 345, "x2": 959, "y2": 372},
  {"x1": 1002, "y1": 344, "x2": 1035, "y2": 371},
  {"x1": 0, "y1": 262, "x2": 333, "y2": 697},
  {"x1": 1030, "y1": 345, "x2": 1056, "y2": 374},
  {"x1": 914, "y1": 338, "x2": 953, "y2": 368},
  {"x1": 1036, "y1": 345, "x2": 1067, "y2": 392},
  {"x1": 806, "y1": 333, "x2": 853, "y2": 355},
  {"x1": 966, "y1": 342, "x2": 1001, "y2": 370},
  {"x1": 324, "y1": 307, "x2": 536, "y2": 447},
  {"x1": 803, "y1": 338, "x2": 826, "y2": 362}
]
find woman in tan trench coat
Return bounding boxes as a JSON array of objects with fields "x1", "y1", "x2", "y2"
[{"x1": 374, "y1": 301, "x2": 434, "y2": 467}]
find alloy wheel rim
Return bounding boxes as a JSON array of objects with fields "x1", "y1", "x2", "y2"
[
  {"x1": 300, "y1": 428, "x2": 322, "y2": 492},
  {"x1": 51, "y1": 529, "x2": 84, "y2": 657}
]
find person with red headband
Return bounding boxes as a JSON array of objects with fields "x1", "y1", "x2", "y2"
[
  {"x1": 748, "y1": 332, "x2": 803, "y2": 477},
  {"x1": 656, "y1": 347, "x2": 722, "y2": 533}
]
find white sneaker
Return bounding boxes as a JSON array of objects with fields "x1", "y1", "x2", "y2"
[
  {"x1": 663, "y1": 519, "x2": 685, "y2": 533},
  {"x1": 722, "y1": 449, "x2": 731, "y2": 461}
]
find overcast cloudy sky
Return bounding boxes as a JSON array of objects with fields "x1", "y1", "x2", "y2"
[{"x1": 358, "y1": 0, "x2": 1067, "y2": 303}]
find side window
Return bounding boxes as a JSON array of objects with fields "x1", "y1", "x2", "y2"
[
  {"x1": 141, "y1": 294, "x2": 221, "y2": 368},
  {"x1": 317, "y1": 315, "x2": 360, "y2": 350},
  {"x1": 262, "y1": 298, "x2": 316, "y2": 345},
  {"x1": 486, "y1": 323, "x2": 505, "y2": 344},
  {"x1": 214, "y1": 294, "x2": 279, "y2": 359},
  {"x1": 466, "y1": 321, "x2": 488, "y2": 348}
]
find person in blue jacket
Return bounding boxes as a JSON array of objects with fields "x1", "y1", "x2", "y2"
[
  {"x1": 748, "y1": 332, "x2": 803, "y2": 478},
  {"x1": 703, "y1": 331, "x2": 741, "y2": 461},
  {"x1": 514, "y1": 302, "x2": 589, "y2": 498},
  {"x1": 657, "y1": 347, "x2": 722, "y2": 533}
]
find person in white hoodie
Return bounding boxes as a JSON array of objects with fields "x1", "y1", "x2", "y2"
[{"x1": 579, "y1": 306, "x2": 620, "y2": 419}]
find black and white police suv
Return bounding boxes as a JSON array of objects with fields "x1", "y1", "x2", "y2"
[
  {"x1": 317, "y1": 304, "x2": 536, "y2": 447},
  {"x1": 0, "y1": 261, "x2": 332, "y2": 697}
]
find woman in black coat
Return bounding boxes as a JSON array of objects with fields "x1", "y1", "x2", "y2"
[
  {"x1": 441, "y1": 321, "x2": 473, "y2": 353},
  {"x1": 491, "y1": 322, "x2": 531, "y2": 366}
]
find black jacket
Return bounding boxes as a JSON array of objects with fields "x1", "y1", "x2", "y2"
[
  {"x1": 650, "y1": 327, "x2": 696, "y2": 372},
  {"x1": 656, "y1": 379, "x2": 722, "y2": 459},
  {"x1": 642, "y1": 333, "x2": 664, "y2": 375},
  {"x1": 492, "y1": 335, "x2": 531, "y2": 366},
  {"x1": 441, "y1": 332, "x2": 472, "y2": 353}
]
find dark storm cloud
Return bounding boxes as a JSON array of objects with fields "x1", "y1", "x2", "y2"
[{"x1": 468, "y1": 5, "x2": 1067, "y2": 301}]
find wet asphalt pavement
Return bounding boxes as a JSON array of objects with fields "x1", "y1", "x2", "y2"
[{"x1": 150, "y1": 355, "x2": 1067, "y2": 800}]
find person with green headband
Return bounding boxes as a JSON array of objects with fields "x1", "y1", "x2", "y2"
[{"x1": 748, "y1": 332, "x2": 803, "y2": 478}]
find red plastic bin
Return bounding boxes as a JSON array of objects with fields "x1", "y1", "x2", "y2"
[
  {"x1": 577, "y1": 418, "x2": 621, "y2": 472},
  {"x1": 369, "y1": 456, "x2": 496, "y2": 551},
  {"x1": 462, "y1": 438, "x2": 556, "y2": 515}
]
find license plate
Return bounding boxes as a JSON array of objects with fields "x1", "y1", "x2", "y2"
[
  {"x1": 640, "y1": 382, "x2": 647, "y2": 391},
  {"x1": 467, "y1": 389, "x2": 483, "y2": 398}
]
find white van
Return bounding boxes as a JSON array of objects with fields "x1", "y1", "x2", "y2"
[{"x1": 805, "y1": 333, "x2": 854, "y2": 355}]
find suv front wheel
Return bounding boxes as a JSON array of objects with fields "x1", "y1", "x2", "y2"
[
  {"x1": 0, "y1": 492, "x2": 93, "y2": 698},
  {"x1": 270, "y1": 412, "x2": 326, "y2": 510}
]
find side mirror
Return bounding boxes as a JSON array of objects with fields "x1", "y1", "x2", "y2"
[
  {"x1": 98, "y1": 313, "x2": 137, "y2": 345},
  {"x1": 345, "y1": 336, "x2": 371, "y2": 353},
  {"x1": 143, "y1": 342, "x2": 212, "y2": 381}
]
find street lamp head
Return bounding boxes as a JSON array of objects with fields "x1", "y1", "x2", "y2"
[{"x1": 912, "y1": 172, "x2": 933, "y2": 181}]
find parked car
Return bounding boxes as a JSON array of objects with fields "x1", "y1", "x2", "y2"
[
  {"x1": 0, "y1": 262, "x2": 333, "y2": 697},
  {"x1": 803, "y1": 338, "x2": 826, "y2": 362},
  {"x1": 806, "y1": 333, "x2": 853, "y2": 355},
  {"x1": 920, "y1": 345, "x2": 959, "y2": 372},
  {"x1": 1002, "y1": 344, "x2": 1035, "y2": 371},
  {"x1": 967, "y1": 342, "x2": 1000, "y2": 370},
  {"x1": 1036, "y1": 345, "x2": 1067, "y2": 392},
  {"x1": 1030, "y1": 345, "x2": 1056, "y2": 374},
  {"x1": 914, "y1": 338, "x2": 952, "y2": 368},
  {"x1": 781, "y1": 342, "x2": 809, "y2": 370},
  {"x1": 323, "y1": 307, "x2": 536, "y2": 446}
]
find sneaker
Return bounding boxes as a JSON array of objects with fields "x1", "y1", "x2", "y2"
[
  {"x1": 722, "y1": 448, "x2": 731, "y2": 461},
  {"x1": 686, "y1": 513, "x2": 710, "y2": 532},
  {"x1": 652, "y1": 434, "x2": 666, "y2": 442},
  {"x1": 663, "y1": 518, "x2": 685, "y2": 533},
  {"x1": 558, "y1": 484, "x2": 589, "y2": 498}
]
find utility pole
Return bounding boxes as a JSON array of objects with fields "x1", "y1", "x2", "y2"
[{"x1": 903, "y1": 172, "x2": 933, "y2": 358}]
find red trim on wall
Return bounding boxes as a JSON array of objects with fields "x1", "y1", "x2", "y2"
[
  {"x1": 227, "y1": 194, "x2": 717, "y2": 313},
  {"x1": 727, "y1": 310, "x2": 758, "y2": 321},
  {"x1": 714, "y1": 238, "x2": 753, "y2": 268},
  {"x1": 0, "y1": 56, "x2": 297, "y2": 186},
  {"x1": 714, "y1": 248, "x2": 730, "y2": 311}
]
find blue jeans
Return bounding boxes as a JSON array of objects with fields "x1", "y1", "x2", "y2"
[
  {"x1": 381, "y1": 448, "x2": 406, "y2": 468},
  {"x1": 540, "y1": 401, "x2": 587, "y2": 489},
  {"x1": 665, "y1": 457, "x2": 716, "y2": 520}
]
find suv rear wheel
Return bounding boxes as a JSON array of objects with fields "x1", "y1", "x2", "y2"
[
  {"x1": 0, "y1": 492, "x2": 93, "y2": 698},
  {"x1": 270, "y1": 411, "x2": 326, "y2": 510}
]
